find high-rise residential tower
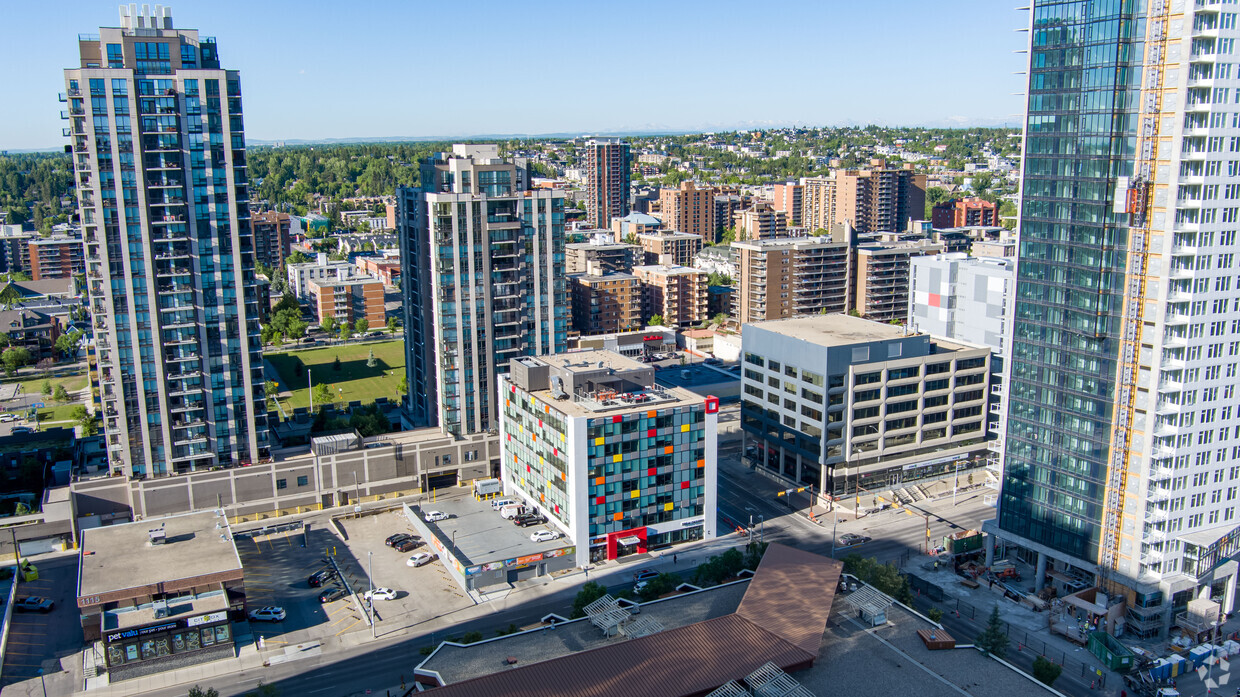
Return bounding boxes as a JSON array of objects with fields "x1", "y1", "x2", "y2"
[
  {"x1": 992, "y1": 0, "x2": 1240, "y2": 637},
  {"x1": 65, "y1": 7, "x2": 268, "y2": 476},
  {"x1": 398, "y1": 145, "x2": 567, "y2": 436},
  {"x1": 585, "y1": 137, "x2": 630, "y2": 229}
]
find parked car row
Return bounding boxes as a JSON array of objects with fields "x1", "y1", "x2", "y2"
[{"x1": 386, "y1": 532, "x2": 424, "y2": 552}]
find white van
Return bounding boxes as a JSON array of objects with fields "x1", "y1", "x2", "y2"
[
  {"x1": 491, "y1": 498, "x2": 517, "y2": 510},
  {"x1": 500, "y1": 504, "x2": 526, "y2": 519}
]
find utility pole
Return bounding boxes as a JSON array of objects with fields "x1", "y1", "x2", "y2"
[
  {"x1": 369, "y1": 551, "x2": 376, "y2": 640},
  {"x1": 952, "y1": 460, "x2": 961, "y2": 507}
]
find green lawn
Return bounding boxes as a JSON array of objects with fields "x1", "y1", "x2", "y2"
[
  {"x1": 13, "y1": 373, "x2": 89, "y2": 397},
  {"x1": 266, "y1": 340, "x2": 405, "y2": 414},
  {"x1": 36, "y1": 403, "x2": 82, "y2": 424}
]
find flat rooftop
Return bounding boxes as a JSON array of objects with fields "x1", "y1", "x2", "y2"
[
  {"x1": 748, "y1": 314, "x2": 914, "y2": 346},
  {"x1": 104, "y1": 591, "x2": 229, "y2": 632},
  {"x1": 420, "y1": 581, "x2": 750, "y2": 685},
  {"x1": 801, "y1": 604, "x2": 1049, "y2": 697},
  {"x1": 535, "y1": 350, "x2": 646, "y2": 374},
  {"x1": 655, "y1": 364, "x2": 739, "y2": 390},
  {"x1": 407, "y1": 498, "x2": 569, "y2": 569},
  {"x1": 78, "y1": 511, "x2": 242, "y2": 598}
]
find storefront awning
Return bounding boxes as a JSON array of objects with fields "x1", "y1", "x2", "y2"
[{"x1": 617, "y1": 536, "x2": 641, "y2": 546}]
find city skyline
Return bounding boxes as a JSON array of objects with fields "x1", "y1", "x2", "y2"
[{"x1": 1, "y1": 0, "x2": 1029, "y2": 151}]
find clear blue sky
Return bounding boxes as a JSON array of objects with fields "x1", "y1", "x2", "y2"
[{"x1": 0, "y1": 1, "x2": 1029, "y2": 151}]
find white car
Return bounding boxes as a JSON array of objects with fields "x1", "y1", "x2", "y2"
[
  {"x1": 247, "y1": 606, "x2": 286, "y2": 622},
  {"x1": 363, "y1": 587, "x2": 397, "y2": 601},
  {"x1": 407, "y1": 552, "x2": 436, "y2": 567},
  {"x1": 423, "y1": 510, "x2": 448, "y2": 522},
  {"x1": 529, "y1": 529, "x2": 561, "y2": 543},
  {"x1": 0, "y1": 414, "x2": 16, "y2": 423}
]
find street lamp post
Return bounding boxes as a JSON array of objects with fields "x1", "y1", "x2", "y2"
[
  {"x1": 952, "y1": 460, "x2": 961, "y2": 507},
  {"x1": 369, "y1": 551, "x2": 376, "y2": 640}
]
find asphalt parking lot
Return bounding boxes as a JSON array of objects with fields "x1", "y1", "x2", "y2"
[
  {"x1": 234, "y1": 523, "x2": 370, "y2": 645},
  {"x1": 333, "y1": 512, "x2": 473, "y2": 630},
  {"x1": 0, "y1": 555, "x2": 84, "y2": 691}
]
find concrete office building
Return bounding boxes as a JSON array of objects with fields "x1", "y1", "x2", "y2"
[
  {"x1": 633, "y1": 265, "x2": 708, "y2": 328},
  {"x1": 771, "y1": 182, "x2": 804, "y2": 227},
  {"x1": 741, "y1": 315, "x2": 990, "y2": 497},
  {"x1": 732, "y1": 232, "x2": 852, "y2": 323},
  {"x1": 733, "y1": 201, "x2": 788, "y2": 241},
  {"x1": 250, "y1": 211, "x2": 291, "y2": 270},
  {"x1": 66, "y1": 7, "x2": 268, "y2": 475},
  {"x1": 990, "y1": 0, "x2": 1240, "y2": 638},
  {"x1": 585, "y1": 137, "x2": 630, "y2": 229},
  {"x1": 659, "y1": 181, "x2": 716, "y2": 241},
  {"x1": 286, "y1": 256, "x2": 363, "y2": 300},
  {"x1": 397, "y1": 145, "x2": 567, "y2": 435},
  {"x1": 853, "y1": 239, "x2": 942, "y2": 322},
  {"x1": 566, "y1": 238, "x2": 640, "y2": 275},
  {"x1": 499, "y1": 350, "x2": 718, "y2": 568},
  {"x1": 0, "y1": 228, "x2": 33, "y2": 274},
  {"x1": 28, "y1": 234, "x2": 86, "y2": 280},
  {"x1": 570, "y1": 272, "x2": 642, "y2": 335},
  {"x1": 931, "y1": 197, "x2": 1000, "y2": 230},
  {"x1": 637, "y1": 230, "x2": 703, "y2": 267}
]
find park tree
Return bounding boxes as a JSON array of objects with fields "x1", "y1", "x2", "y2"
[
  {"x1": 70, "y1": 404, "x2": 97, "y2": 436},
  {"x1": 349, "y1": 403, "x2": 391, "y2": 437},
  {"x1": 975, "y1": 605, "x2": 1009, "y2": 658},
  {"x1": 311, "y1": 383, "x2": 333, "y2": 409},
  {"x1": 354, "y1": 318, "x2": 369, "y2": 335},
  {"x1": 635, "y1": 572, "x2": 679, "y2": 602},
  {"x1": 272, "y1": 292, "x2": 300, "y2": 316},
  {"x1": 40, "y1": 380, "x2": 51, "y2": 396},
  {"x1": 1032, "y1": 656, "x2": 1062, "y2": 686},
  {"x1": 387, "y1": 316, "x2": 398, "y2": 334},
  {"x1": 54, "y1": 329, "x2": 83, "y2": 359},
  {"x1": 320, "y1": 315, "x2": 337, "y2": 336},
  {"x1": 1, "y1": 346, "x2": 31, "y2": 376},
  {"x1": 338, "y1": 324, "x2": 350, "y2": 343},
  {"x1": 366, "y1": 349, "x2": 377, "y2": 368},
  {"x1": 263, "y1": 380, "x2": 279, "y2": 399},
  {"x1": 52, "y1": 384, "x2": 69, "y2": 402}
]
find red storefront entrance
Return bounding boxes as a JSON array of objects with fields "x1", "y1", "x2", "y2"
[{"x1": 605, "y1": 527, "x2": 648, "y2": 560}]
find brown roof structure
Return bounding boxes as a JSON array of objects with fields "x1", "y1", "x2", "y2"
[{"x1": 418, "y1": 544, "x2": 843, "y2": 697}]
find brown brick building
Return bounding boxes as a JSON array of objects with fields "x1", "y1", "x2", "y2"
[
  {"x1": 638, "y1": 231, "x2": 703, "y2": 267},
  {"x1": 308, "y1": 276, "x2": 386, "y2": 328},
  {"x1": 931, "y1": 197, "x2": 999, "y2": 229},
  {"x1": 658, "y1": 182, "x2": 716, "y2": 240},
  {"x1": 803, "y1": 160, "x2": 926, "y2": 234},
  {"x1": 732, "y1": 232, "x2": 852, "y2": 323},
  {"x1": 251, "y1": 211, "x2": 292, "y2": 270},
  {"x1": 633, "y1": 265, "x2": 708, "y2": 327},
  {"x1": 733, "y1": 201, "x2": 788, "y2": 241},
  {"x1": 570, "y1": 273, "x2": 642, "y2": 335},
  {"x1": 770, "y1": 182, "x2": 803, "y2": 226},
  {"x1": 28, "y1": 235, "x2": 86, "y2": 280}
]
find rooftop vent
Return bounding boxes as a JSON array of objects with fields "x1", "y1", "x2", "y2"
[{"x1": 147, "y1": 524, "x2": 166, "y2": 545}]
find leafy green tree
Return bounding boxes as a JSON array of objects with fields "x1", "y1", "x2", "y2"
[
  {"x1": 40, "y1": 380, "x2": 51, "y2": 396},
  {"x1": 52, "y1": 384, "x2": 69, "y2": 402},
  {"x1": 706, "y1": 272, "x2": 732, "y2": 287},
  {"x1": 927, "y1": 607, "x2": 943, "y2": 623},
  {"x1": 312, "y1": 383, "x2": 333, "y2": 409},
  {"x1": 711, "y1": 313, "x2": 729, "y2": 326},
  {"x1": 243, "y1": 682, "x2": 280, "y2": 697},
  {"x1": 354, "y1": 318, "x2": 369, "y2": 335},
  {"x1": 841, "y1": 554, "x2": 913, "y2": 604},
  {"x1": 70, "y1": 404, "x2": 97, "y2": 436},
  {"x1": 54, "y1": 329, "x2": 83, "y2": 359},
  {"x1": 338, "y1": 324, "x2": 350, "y2": 343},
  {"x1": 287, "y1": 250, "x2": 311, "y2": 265},
  {"x1": 349, "y1": 403, "x2": 391, "y2": 436},
  {"x1": 320, "y1": 315, "x2": 337, "y2": 336},
  {"x1": 1, "y1": 346, "x2": 30, "y2": 376},
  {"x1": 397, "y1": 375, "x2": 407, "y2": 395},
  {"x1": 1032, "y1": 656, "x2": 1062, "y2": 686},
  {"x1": 635, "y1": 572, "x2": 679, "y2": 601},
  {"x1": 648, "y1": 315, "x2": 665, "y2": 327},
  {"x1": 461, "y1": 631, "x2": 483, "y2": 644},
  {"x1": 187, "y1": 687, "x2": 220, "y2": 697},
  {"x1": 387, "y1": 316, "x2": 399, "y2": 334},
  {"x1": 272, "y1": 292, "x2": 300, "y2": 316},
  {"x1": 264, "y1": 380, "x2": 279, "y2": 398},
  {"x1": 975, "y1": 605, "x2": 1009, "y2": 658},
  {"x1": 570, "y1": 581, "x2": 608, "y2": 619}
]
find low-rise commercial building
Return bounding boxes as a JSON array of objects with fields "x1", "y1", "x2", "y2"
[
  {"x1": 570, "y1": 272, "x2": 642, "y2": 335},
  {"x1": 354, "y1": 255, "x2": 401, "y2": 287},
  {"x1": 77, "y1": 511, "x2": 244, "y2": 682},
  {"x1": 741, "y1": 315, "x2": 990, "y2": 498},
  {"x1": 572, "y1": 326, "x2": 676, "y2": 358},
  {"x1": 611, "y1": 212, "x2": 662, "y2": 242},
  {"x1": 633, "y1": 265, "x2": 708, "y2": 327},
  {"x1": 499, "y1": 351, "x2": 718, "y2": 567},
  {"x1": 637, "y1": 231, "x2": 703, "y2": 267}
]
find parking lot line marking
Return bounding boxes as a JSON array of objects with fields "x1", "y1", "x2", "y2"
[
  {"x1": 284, "y1": 531, "x2": 293, "y2": 548},
  {"x1": 334, "y1": 618, "x2": 361, "y2": 636}
]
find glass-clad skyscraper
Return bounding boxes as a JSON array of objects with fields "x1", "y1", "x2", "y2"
[
  {"x1": 64, "y1": 7, "x2": 267, "y2": 476},
  {"x1": 994, "y1": 0, "x2": 1240, "y2": 637}
]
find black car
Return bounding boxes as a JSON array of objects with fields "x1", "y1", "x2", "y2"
[
  {"x1": 514, "y1": 514, "x2": 547, "y2": 527},
  {"x1": 318, "y1": 587, "x2": 347, "y2": 603},
  {"x1": 385, "y1": 533, "x2": 412, "y2": 548},
  {"x1": 308, "y1": 569, "x2": 335, "y2": 588},
  {"x1": 394, "y1": 537, "x2": 423, "y2": 552}
]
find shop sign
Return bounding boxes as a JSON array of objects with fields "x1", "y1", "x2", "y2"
[
  {"x1": 543, "y1": 546, "x2": 573, "y2": 559},
  {"x1": 107, "y1": 621, "x2": 178, "y2": 643},
  {"x1": 185, "y1": 611, "x2": 227, "y2": 627}
]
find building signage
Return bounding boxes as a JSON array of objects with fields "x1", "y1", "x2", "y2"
[
  {"x1": 705, "y1": 396, "x2": 720, "y2": 414},
  {"x1": 185, "y1": 611, "x2": 227, "y2": 627},
  {"x1": 107, "y1": 621, "x2": 179, "y2": 643},
  {"x1": 643, "y1": 335, "x2": 664, "y2": 342}
]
